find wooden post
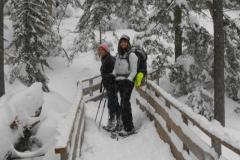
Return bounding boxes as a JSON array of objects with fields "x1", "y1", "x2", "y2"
[
  {"x1": 60, "y1": 153, "x2": 68, "y2": 160},
  {"x1": 212, "y1": 139, "x2": 221, "y2": 157},
  {"x1": 165, "y1": 101, "x2": 171, "y2": 132},
  {"x1": 89, "y1": 79, "x2": 93, "y2": 96},
  {"x1": 182, "y1": 114, "x2": 189, "y2": 154}
]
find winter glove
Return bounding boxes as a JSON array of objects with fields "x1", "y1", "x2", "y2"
[{"x1": 134, "y1": 72, "x2": 144, "y2": 86}]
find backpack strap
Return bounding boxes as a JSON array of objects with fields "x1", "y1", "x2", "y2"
[{"x1": 125, "y1": 48, "x2": 135, "y2": 69}]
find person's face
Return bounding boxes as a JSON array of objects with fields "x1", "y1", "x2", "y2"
[
  {"x1": 98, "y1": 47, "x2": 107, "y2": 58},
  {"x1": 120, "y1": 39, "x2": 128, "y2": 49}
]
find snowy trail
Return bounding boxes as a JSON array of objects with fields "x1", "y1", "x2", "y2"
[{"x1": 81, "y1": 95, "x2": 176, "y2": 160}]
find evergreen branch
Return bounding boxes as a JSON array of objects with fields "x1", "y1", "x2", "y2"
[{"x1": 0, "y1": 37, "x2": 9, "y2": 42}]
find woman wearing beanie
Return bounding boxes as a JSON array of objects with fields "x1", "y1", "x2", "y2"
[
  {"x1": 111, "y1": 34, "x2": 137, "y2": 137},
  {"x1": 98, "y1": 43, "x2": 120, "y2": 132}
]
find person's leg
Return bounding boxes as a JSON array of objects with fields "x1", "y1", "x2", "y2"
[
  {"x1": 107, "y1": 86, "x2": 118, "y2": 121},
  {"x1": 105, "y1": 88, "x2": 116, "y2": 131},
  {"x1": 114, "y1": 81, "x2": 123, "y2": 130},
  {"x1": 118, "y1": 81, "x2": 134, "y2": 132}
]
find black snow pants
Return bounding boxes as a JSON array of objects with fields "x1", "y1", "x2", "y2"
[{"x1": 116, "y1": 79, "x2": 134, "y2": 131}]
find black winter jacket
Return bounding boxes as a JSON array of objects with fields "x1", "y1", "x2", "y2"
[{"x1": 100, "y1": 52, "x2": 116, "y2": 88}]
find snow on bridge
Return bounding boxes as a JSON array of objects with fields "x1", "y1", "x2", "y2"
[{"x1": 81, "y1": 96, "x2": 176, "y2": 160}]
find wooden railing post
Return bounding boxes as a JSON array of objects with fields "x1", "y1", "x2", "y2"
[
  {"x1": 89, "y1": 79, "x2": 93, "y2": 96},
  {"x1": 181, "y1": 114, "x2": 189, "y2": 153},
  {"x1": 212, "y1": 139, "x2": 221, "y2": 157},
  {"x1": 165, "y1": 101, "x2": 171, "y2": 132},
  {"x1": 60, "y1": 153, "x2": 68, "y2": 160}
]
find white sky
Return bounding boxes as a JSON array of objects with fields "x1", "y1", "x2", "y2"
[{"x1": 1, "y1": 6, "x2": 240, "y2": 160}]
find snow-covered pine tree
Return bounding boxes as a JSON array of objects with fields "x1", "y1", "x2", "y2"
[
  {"x1": 149, "y1": 0, "x2": 240, "y2": 102},
  {"x1": 185, "y1": 86, "x2": 214, "y2": 121},
  {"x1": 168, "y1": 24, "x2": 214, "y2": 96},
  {"x1": 114, "y1": 0, "x2": 148, "y2": 32},
  {"x1": 72, "y1": 0, "x2": 119, "y2": 61},
  {"x1": 7, "y1": 0, "x2": 56, "y2": 92},
  {"x1": 134, "y1": 0, "x2": 174, "y2": 55},
  {"x1": 223, "y1": 14, "x2": 240, "y2": 101}
]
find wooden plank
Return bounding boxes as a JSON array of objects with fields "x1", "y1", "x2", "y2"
[
  {"x1": 82, "y1": 83, "x2": 101, "y2": 96},
  {"x1": 79, "y1": 118, "x2": 86, "y2": 157},
  {"x1": 72, "y1": 107, "x2": 84, "y2": 160},
  {"x1": 55, "y1": 147, "x2": 67, "y2": 154},
  {"x1": 82, "y1": 75, "x2": 101, "y2": 82},
  {"x1": 136, "y1": 97, "x2": 186, "y2": 160},
  {"x1": 155, "y1": 119, "x2": 186, "y2": 160},
  {"x1": 84, "y1": 92, "x2": 107, "y2": 103}
]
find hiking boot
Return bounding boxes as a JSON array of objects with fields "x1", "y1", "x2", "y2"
[
  {"x1": 103, "y1": 118, "x2": 116, "y2": 132},
  {"x1": 119, "y1": 127, "x2": 135, "y2": 137}
]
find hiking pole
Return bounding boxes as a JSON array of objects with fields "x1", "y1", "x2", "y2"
[
  {"x1": 98, "y1": 96, "x2": 107, "y2": 129},
  {"x1": 95, "y1": 87, "x2": 105, "y2": 122}
]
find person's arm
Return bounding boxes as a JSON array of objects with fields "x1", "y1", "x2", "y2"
[
  {"x1": 109, "y1": 56, "x2": 116, "y2": 73},
  {"x1": 112, "y1": 55, "x2": 118, "y2": 76},
  {"x1": 127, "y1": 52, "x2": 138, "y2": 81}
]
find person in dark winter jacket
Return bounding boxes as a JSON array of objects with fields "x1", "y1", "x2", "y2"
[
  {"x1": 111, "y1": 34, "x2": 138, "y2": 136},
  {"x1": 98, "y1": 44, "x2": 120, "y2": 131}
]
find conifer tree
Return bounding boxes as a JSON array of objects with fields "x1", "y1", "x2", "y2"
[
  {"x1": 73, "y1": 0, "x2": 119, "y2": 61},
  {"x1": 7, "y1": 0, "x2": 56, "y2": 92},
  {"x1": 72, "y1": 0, "x2": 149, "y2": 61}
]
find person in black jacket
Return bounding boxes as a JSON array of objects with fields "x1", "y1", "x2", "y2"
[{"x1": 98, "y1": 44, "x2": 120, "y2": 131}]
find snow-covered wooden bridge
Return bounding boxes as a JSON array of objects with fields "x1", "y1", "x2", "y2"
[{"x1": 54, "y1": 70, "x2": 240, "y2": 160}]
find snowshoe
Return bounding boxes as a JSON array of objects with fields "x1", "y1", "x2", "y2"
[
  {"x1": 111, "y1": 128, "x2": 137, "y2": 139},
  {"x1": 102, "y1": 118, "x2": 116, "y2": 132}
]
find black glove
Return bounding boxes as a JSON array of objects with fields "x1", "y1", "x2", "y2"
[{"x1": 123, "y1": 78, "x2": 134, "y2": 87}]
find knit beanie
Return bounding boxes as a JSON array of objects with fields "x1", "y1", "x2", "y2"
[
  {"x1": 98, "y1": 44, "x2": 109, "y2": 52},
  {"x1": 120, "y1": 34, "x2": 130, "y2": 41}
]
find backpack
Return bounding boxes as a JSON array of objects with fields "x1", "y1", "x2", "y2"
[{"x1": 126, "y1": 48, "x2": 148, "y2": 86}]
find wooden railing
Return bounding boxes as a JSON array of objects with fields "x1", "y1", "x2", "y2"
[
  {"x1": 54, "y1": 74, "x2": 105, "y2": 160},
  {"x1": 55, "y1": 69, "x2": 240, "y2": 160},
  {"x1": 136, "y1": 70, "x2": 240, "y2": 159},
  {"x1": 55, "y1": 71, "x2": 156, "y2": 160}
]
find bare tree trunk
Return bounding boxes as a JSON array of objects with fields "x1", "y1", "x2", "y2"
[
  {"x1": 0, "y1": 0, "x2": 5, "y2": 97},
  {"x1": 174, "y1": 5, "x2": 182, "y2": 62},
  {"x1": 213, "y1": 0, "x2": 225, "y2": 156},
  {"x1": 213, "y1": 0, "x2": 225, "y2": 127}
]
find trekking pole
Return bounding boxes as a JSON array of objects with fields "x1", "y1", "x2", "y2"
[
  {"x1": 95, "y1": 87, "x2": 105, "y2": 122},
  {"x1": 98, "y1": 96, "x2": 107, "y2": 129}
]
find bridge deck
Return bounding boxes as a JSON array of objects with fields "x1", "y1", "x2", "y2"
[{"x1": 81, "y1": 98, "x2": 176, "y2": 160}]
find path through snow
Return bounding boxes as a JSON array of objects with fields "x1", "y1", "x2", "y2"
[{"x1": 80, "y1": 95, "x2": 176, "y2": 160}]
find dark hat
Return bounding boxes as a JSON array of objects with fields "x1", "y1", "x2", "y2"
[{"x1": 120, "y1": 34, "x2": 130, "y2": 41}]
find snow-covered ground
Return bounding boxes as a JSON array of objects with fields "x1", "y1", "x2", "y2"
[{"x1": 1, "y1": 7, "x2": 240, "y2": 160}]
